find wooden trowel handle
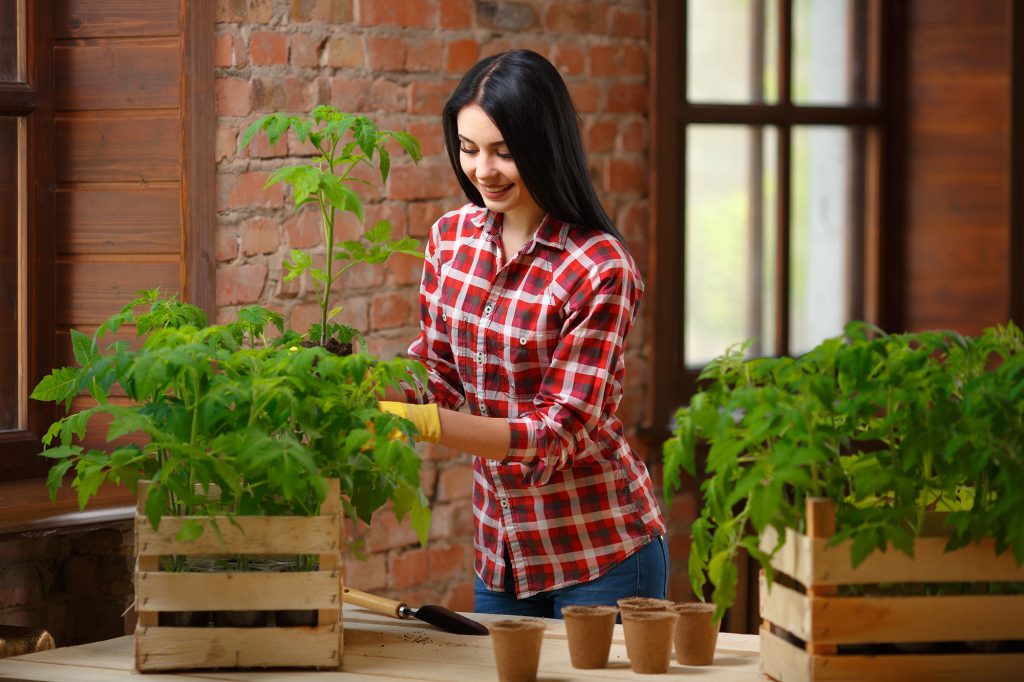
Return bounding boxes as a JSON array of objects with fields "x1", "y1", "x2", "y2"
[{"x1": 343, "y1": 587, "x2": 408, "y2": 619}]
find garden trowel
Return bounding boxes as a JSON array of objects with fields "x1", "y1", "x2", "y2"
[{"x1": 343, "y1": 587, "x2": 489, "y2": 635}]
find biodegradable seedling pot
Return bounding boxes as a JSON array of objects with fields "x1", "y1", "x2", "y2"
[
  {"x1": 671, "y1": 602, "x2": 719, "y2": 666},
  {"x1": 615, "y1": 597, "x2": 674, "y2": 614},
  {"x1": 621, "y1": 610, "x2": 678, "y2": 674},
  {"x1": 560, "y1": 605, "x2": 619, "y2": 669},
  {"x1": 488, "y1": 618, "x2": 547, "y2": 682}
]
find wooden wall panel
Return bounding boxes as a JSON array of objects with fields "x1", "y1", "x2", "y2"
[
  {"x1": 902, "y1": 0, "x2": 1012, "y2": 332},
  {"x1": 56, "y1": 187, "x2": 181, "y2": 255},
  {"x1": 55, "y1": 42, "x2": 180, "y2": 110},
  {"x1": 56, "y1": 261, "x2": 181, "y2": 326},
  {"x1": 56, "y1": 113, "x2": 181, "y2": 183},
  {"x1": 54, "y1": 1, "x2": 180, "y2": 39}
]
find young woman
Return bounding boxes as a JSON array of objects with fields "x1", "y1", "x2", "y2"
[{"x1": 379, "y1": 50, "x2": 667, "y2": 618}]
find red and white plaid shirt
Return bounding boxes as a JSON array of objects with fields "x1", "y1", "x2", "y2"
[{"x1": 405, "y1": 203, "x2": 666, "y2": 598}]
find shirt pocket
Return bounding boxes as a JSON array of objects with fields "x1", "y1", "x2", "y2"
[{"x1": 486, "y1": 295, "x2": 562, "y2": 400}]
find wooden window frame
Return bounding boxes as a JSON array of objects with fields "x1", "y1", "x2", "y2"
[
  {"x1": 0, "y1": 1, "x2": 214, "y2": 484},
  {"x1": 1012, "y1": 0, "x2": 1024, "y2": 324},
  {"x1": 644, "y1": 0, "x2": 906, "y2": 453}
]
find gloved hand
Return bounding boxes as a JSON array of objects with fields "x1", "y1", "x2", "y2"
[{"x1": 377, "y1": 401, "x2": 441, "y2": 443}]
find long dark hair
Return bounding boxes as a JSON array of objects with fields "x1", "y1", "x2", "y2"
[{"x1": 442, "y1": 50, "x2": 627, "y2": 244}]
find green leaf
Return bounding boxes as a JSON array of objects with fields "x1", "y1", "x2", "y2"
[
  {"x1": 46, "y1": 459, "x2": 75, "y2": 502},
  {"x1": 352, "y1": 116, "x2": 379, "y2": 160},
  {"x1": 385, "y1": 130, "x2": 423, "y2": 163},
  {"x1": 365, "y1": 220, "x2": 392, "y2": 243},
  {"x1": 40, "y1": 444, "x2": 82, "y2": 459},
  {"x1": 71, "y1": 328, "x2": 96, "y2": 365},
  {"x1": 326, "y1": 305, "x2": 344, "y2": 322},
  {"x1": 319, "y1": 175, "x2": 364, "y2": 223},
  {"x1": 31, "y1": 367, "x2": 80, "y2": 404},
  {"x1": 378, "y1": 146, "x2": 391, "y2": 184},
  {"x1": 75, "y1": 463, "x2": 108, "y2": 511},
  {"x1": 410, "y1": 496, "x2": 431, "y2": 546},
  {"x1": 850, "y1": 528, "x2": 879, "y2": 568},
  {"x1": 240, "y1": 115, "x2": 271, "y2": 149},
  {"x1": 175, "y1": 519, "x2": 205, "y2": 542}
]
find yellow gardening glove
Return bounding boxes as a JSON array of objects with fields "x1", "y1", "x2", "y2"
[{"x1": 378, "y1": 401, "x2": 441, "y2": 443}]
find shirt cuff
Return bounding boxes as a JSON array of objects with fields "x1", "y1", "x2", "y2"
[{"x1": 505, "y1": 416, "x2": 537, "y2": 463}]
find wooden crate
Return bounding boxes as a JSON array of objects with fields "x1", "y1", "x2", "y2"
[
  {"x1": 759, "y1": 498, "x2": 1024, "y2": 682},
  {"x1": 133, "y1": 480, "x2": 344, "y2": 672}
]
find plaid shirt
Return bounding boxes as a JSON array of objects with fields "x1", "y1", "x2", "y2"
[{"x1": 405, "y1": 203, "x2": 666, "y2": 598}]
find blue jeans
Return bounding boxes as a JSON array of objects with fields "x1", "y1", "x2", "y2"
[{"x1": 473, "y1": 536, "x2": 669, "y2": 619}]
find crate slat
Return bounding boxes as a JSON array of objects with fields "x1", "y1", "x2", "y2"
[
  {"x1": 135, "y1": 625, "x2": 341, "y2": 672},
  {"x1": 762, "y1": 576, "x2": 1024, "y2": 644},
  {"x1": 136, "y1": 570, "x2": 340, "y2": 612},
  {"x1": 762, "y1": 526, "x2": 1024, "y2": 587},
  {"x1": 135, "y1": 515, "x2": 340, "y2": 556},
  {"x1": 760, "y1": 626, "x2": 811, "y2": 682}
]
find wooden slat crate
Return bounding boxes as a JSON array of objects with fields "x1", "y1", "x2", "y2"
[
  {"x1": 759, "y1": 498, "x2": 1024, "y2": 682},
  {"x1": 133, "y1": 480, "x2": 344, "y2": 672}
]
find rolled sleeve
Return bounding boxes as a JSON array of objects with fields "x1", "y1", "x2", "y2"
[{"x1": 505, "y1": 261, "x2": 640, "y2": 479}]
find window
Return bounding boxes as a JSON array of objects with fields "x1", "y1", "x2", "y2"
[
  {"x1": 0, "y1": 0, "x2": 56, "y2": 480},
  {"x1": 649, "y1": 0, "x2": 893, "y2": 437}
]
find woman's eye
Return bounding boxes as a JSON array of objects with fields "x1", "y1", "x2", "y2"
[
  {"x1": 497, "y1": 151, "x2": 513, "y2": 159},
  {"x1": 459, "y1": 147, "x2": 477, "y2": 154}
]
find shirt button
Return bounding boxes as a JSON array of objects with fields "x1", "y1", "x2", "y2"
[
  {"x1": 476, "y1": 352, "x2": 484, "y2": 363},
  {"x1": 500, "y1": 499, "x2": 509, "y2": 509},
  {"x1": 519, "y1": 337, "x2": 527, "y2": 345},
  {"x1": 480, "y1": 404, "x2": 488, "y2": 416},
  {"x1": 442, "y1": 312, "x2": 447, "y2": 322},
  {"x1": 484, "y1": 304, "x2": 492, "y2": 316}
]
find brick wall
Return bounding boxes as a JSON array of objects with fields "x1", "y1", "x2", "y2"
[
  {"x1": 213, "y1": 0, "x2": 658, "y2": 613},
  {"x1": 0, "y1": 523, "x2": 133, "y2": 647}
]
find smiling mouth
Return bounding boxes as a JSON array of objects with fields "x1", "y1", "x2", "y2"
[{"x1": 479, "y1": 183, "x2": 513, "y2": 197}]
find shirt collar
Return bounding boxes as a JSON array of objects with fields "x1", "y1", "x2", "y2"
[{"x1": 470, "y1": 208, "x2": 571, "y2": 251}]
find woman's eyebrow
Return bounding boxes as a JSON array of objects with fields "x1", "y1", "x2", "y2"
[{"x1": 458, "y1": 134, "x2": 507, "y2": 147}]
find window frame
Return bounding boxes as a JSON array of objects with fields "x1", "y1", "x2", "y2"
[
  {"x1": 0, "y1": 0, "x2": 56, "y2": 481},
  {"x1": 645, "y1": 0, "x2": 906, "y2": 452}
]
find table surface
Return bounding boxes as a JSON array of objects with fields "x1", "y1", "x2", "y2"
[{"x1": 0, "y1": 606, "x2": 764, "y2": 681}]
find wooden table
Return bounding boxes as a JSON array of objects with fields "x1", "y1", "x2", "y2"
[{"x1": 0, "y1": 606, "x2": 763, "y2": 681}]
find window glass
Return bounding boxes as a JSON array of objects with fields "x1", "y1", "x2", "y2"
[
  {"x1": 790, "y1": 126, "x2": 863, "y2": 355},
  {"x1": 0, "y1": 116, "x2": 20, "y2": 429},
  {"x1": 687, "y1": 0, "x2": 778, "y2": 104},
  {"x1": 686, "y1": 125, "x2": 778, "y2": 366},
  {"x1": 793, "y1": 0, "x2": 873, "y2": 105}
]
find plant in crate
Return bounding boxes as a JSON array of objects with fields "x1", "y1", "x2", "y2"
[
  {"x1": 662, "y1": 321, "x2": 1024, "y2": 630},
  {"x1": 240, "y1": 105, "x2": 423, "y2": 354},
  {"x1": 31, "y1": 290, "x2": 432, "y2": 561}
]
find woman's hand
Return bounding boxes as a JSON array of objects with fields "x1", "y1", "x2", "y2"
[{"x1": 378, "y1": 401, "x2": 442, "y2": 443}]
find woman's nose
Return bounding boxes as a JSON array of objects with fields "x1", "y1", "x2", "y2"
[{"x1": 475, "y1": 152, "x2": 498, "y2": 180}]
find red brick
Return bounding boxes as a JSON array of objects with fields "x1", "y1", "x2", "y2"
[
  {"x1": 250, "y1": 31, "x2": 288, "y2": 65},
  {"x1": 420, "y1": 465, "x2": 437, "y2": 499},
  {"x1": 370, "y1": 290, "x2": 413, "y2": 329},
  {"x1": 385, "y1": 252, "x2": 425, "y2": 286},
  {"x1": 291, "y1": 0, "x2": 353, "y2": 23},
  {"x1": 569, "y1": 82, "x2": 601, "y2": 113},
  {"x1": 217, "y1": 263, "x2": 268, "y2": 306},
  {"x1": 551, "y1": 42, "x2": 586, "y2": 76},
  {"x1": 335, "y1": 256, "x2": 386, "y2": 290},
  {"x1": 216, "y1": 226, "x2": 239, "y2": 262},
  {"x1": 243, "y1": 126, "x2": 290, "y2": 158},
  {"x1": 357, "y1": 0, "x2": 436, "y2": 28},
  {"x1": 609, "y1": 6, "x2": 648, "y2": 39},
  {"x1": 241, "y1": 217, "x2": 281, "y2": 255},
  {"x1": 427, "y1": 544, "x2": 468, "y2": 582},
  {"x1": 545, "y1": 2, "x2": 610, "y2": 34},
  {"x1": 368, "y1": 78, "x2": 408, "y2": 113},
  {"x1": 442, "y1": 580, "x2": 475, "y2": 612},
  {"x1": 363, "y1": 202, "x2": 408, "y2": 238},
  {"x1": 437, "y1": 464, "x2": 473, "y2": 502},
  {"x1": 214, "y1": 32, "x2": 235, "y2": 68},
  {"x1": 216, "y1": 77, "x2": 251, "y2": 117},
  {"x1": 285, "y1": 207, "x2": 323, "y2": 249},
  {"x1": 276, "y1": 267, "x2": 301, "y2": 298},
  {"x1": 618, "y1": 200, "x2": 649, "y2": 244},
  {"x1": 445, "y1": 39, "x2": 479, "y2": 74},
  {"x1": 440, "y1": 0, "x2": 472, "y2": 29},
  {"x1": 252, "y1": 76, "x2": 308, "y2": 113},
  {"x1": 621, "y1": 118, "x2": 647, "y2": 152},
  {"x1": 589, "y1": 44, "x2": 618, "y2": 78},
  {"x1": 408, "y1": 81, "x2": 454, "y2": 116},
  {"x1": 605, "y1": 158, "x2": 647, "y2": 194},
  {"x1": 330, "y1": 76, "x2": 372, "y2": 112},
  {"x1": 226, "y1": 171, "x2": 285, "y2": 209},
  {"x1": 219, "y1": 0, "x2": 273, "y2": 23},
  {"x1": 404, "y1": 120, "x2": 445, "y2": 157},
  {"x1": 345, "y1": 551, "x2": 387, "y2": 591},
  {"x1": 326, "y1": 35, "x2": 364, "y2": 68},
  {"x1": 405, "y1": 38, "x2": 442, "y2": 73},
  {"x1": 365, "y1": 35, "x2": 405, "y2": 71},
  {"x1": 606, "y1": 83, "x2": 647, "y2": 114},
  {"x1": 289, "y1": 301, "x2": 322, "y2": 334},
  {"x1": 215, "y1": 126, "x2": 238, "y2": 162},
  {"x1": 388, "y1": 164, "x2": 457, "y2": 200},
  {"x1": 366, "y1": 509, "x2": 420, "y2": 552},
  {"x1": 365, "y1": 332, "x2": 418, "y2": 359},
  {"x1": 290, "y1": 33, "x2": 324, "y2": 68},
  {"x1": 391, "y1": 587, "x2": 443, "y2": 608},
  {"x1": 419, "y1": 441, "x2": 464, "y2": 463},
  {"x1": 586, "y1": 119, "x2": 617, "y2": 153},
  {"x1": 622, "y1": 44, "x2": 647, "y2": 77},
  {"x1": 477, "y1": 1, "x2": 539, "y2": 31},
  {"x1": 406, "y1": 200, "x2": 447, "y2": 237}
]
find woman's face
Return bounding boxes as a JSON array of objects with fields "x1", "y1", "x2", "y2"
[{"x1": 456, "y1": 104, "x2": 541, "y2": 225}]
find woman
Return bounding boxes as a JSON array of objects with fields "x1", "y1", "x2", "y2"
[{"x1": 379, "y1": 50, "x2": 667, "y2": 617}]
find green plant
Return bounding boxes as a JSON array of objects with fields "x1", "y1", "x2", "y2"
[
  {"x1": 31, "y1": 290, "x2": 431, "y2": 547},
  {"x1": 663, "y1": 321, "x2": 1024, "y2": 621},
  {"x1": 240, "y1": 105, "x2": 423, "y2": 348}
]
